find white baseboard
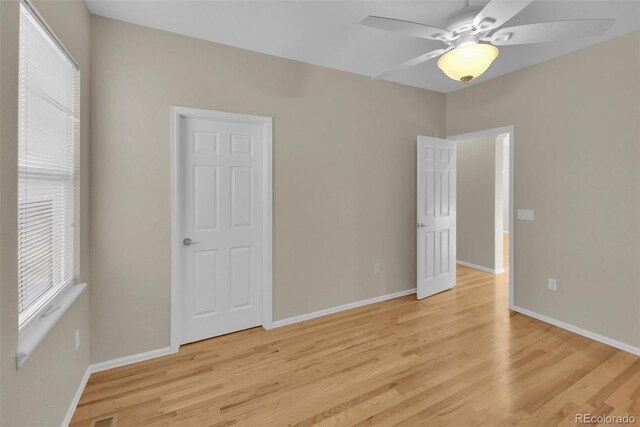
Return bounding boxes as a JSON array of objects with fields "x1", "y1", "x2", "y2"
[
  {"x1": 62, "y1": 289, "x2": 414, "y2": 425},
  {"x1": 64, "y1": 299, "x2": 640, "y2": 426},
  {"x1": 512, "y1": 305, "x2": 640, "y2": 357},
  {"x1": 63, "y1": 346, "x2": 177, "y2": 426},
  {"x1": 457, "y1": 260, "x2": 504, "y2": 274},
  {"x1": 61, "y1": 289, "x2": 417, "y2": 425},
  {"x1": 91, "y1": 346, "x2": 175, "y2": 373},
  {"x1": 271, "y1": 288, "x2": 417, "y2": 328},
  {"x1": 62, "y1": 365, "x2": 91, "y2": 427}
]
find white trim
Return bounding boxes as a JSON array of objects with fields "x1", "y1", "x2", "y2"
[
  {"x1": 63, "y1": 289, "x2": 414, "y2": 423},
  {"x1": 62, "y1": 346, "x2": 176, "y2": 426},
  {"x1": 62, "y1": 287, "x2": 412, "y2": 423},
  {"x1": 64, "y1": 288, "x2": 413, "y2": 423},
  {"x1": 171, "y1": 108, "x2": 181, "y2": 353},
  {"x1": 456, "y1": 260, "x2": 504, "y2": 274},
  {"x1": 512, "y1": 305, "x2": 640, "y2": 357},
  {"x1": 61, "y1": 301, "x2": 640, "y2": 426},
  {"x1": 447, "y1": 125, "x2": 515, "y2": 309},
  {"x1": 62, "y1": 365, "x2": 91, "y2": 427},
  {"x1": 90, "y1": 346, "x2": 175, "y2": 373},
  {"x1": 271, "y1": 288, "x2": 417, "y2": 328},
  {"x1": 17, "y1": 283, "x2": 87, "y2": 368},
  {"x1": 170, "y1": 106, "x2": 273, "y2": 348}
]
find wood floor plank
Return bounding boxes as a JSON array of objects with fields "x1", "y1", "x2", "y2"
[{"x1": 71, "y1": 241, "x2": 640, "y2": 426}]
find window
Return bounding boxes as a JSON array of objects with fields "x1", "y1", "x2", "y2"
[{"x1": 18, "y1": 1, "x2": 79, "y2": 329}]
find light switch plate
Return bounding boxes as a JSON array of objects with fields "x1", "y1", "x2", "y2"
[{"x1": 517, "y1": 209, "x2": 535, "y2": 220}]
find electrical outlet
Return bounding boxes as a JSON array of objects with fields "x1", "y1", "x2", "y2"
[
  {"x1": 75, "y1": 329, "x2": 80, "y2": 350},
  {"x1": 548, "y1": 278, "x2": 557, "y2": 291},
  {"x1": 374, "y1": 263, "x2": 380, "y2": 274}
]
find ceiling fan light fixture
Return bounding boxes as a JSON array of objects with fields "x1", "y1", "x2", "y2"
[{"x1": 437, "y1": 43, "x2": 499, "y2": 83}]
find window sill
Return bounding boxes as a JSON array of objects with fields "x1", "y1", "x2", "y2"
[{"x1": 17, "y1": 282, "x2": 87, "y2": 369}]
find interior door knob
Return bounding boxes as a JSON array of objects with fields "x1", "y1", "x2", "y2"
[
  {"x1": 183, "y1": 238, "x2": 200, "y2": 246},
  {"x1": 417, "y1": 223, "x2": 426, "y2": 228}
]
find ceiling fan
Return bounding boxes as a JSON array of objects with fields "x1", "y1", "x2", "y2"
[{"x1": 361, "y1": 0, "x2": 614, "y2": 83}]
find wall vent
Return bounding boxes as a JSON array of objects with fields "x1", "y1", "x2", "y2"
[{"x1": 90, "y1": 414, "x2": 118, "y2": 427}]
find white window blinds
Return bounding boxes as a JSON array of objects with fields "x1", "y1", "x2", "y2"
[{"x1": 18, "y1": 1, "x2": 79, "y2": 329}]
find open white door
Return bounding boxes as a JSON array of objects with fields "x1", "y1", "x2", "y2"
[{"x1": 417, "y1": 136, "x2": 456, "y2": 299}]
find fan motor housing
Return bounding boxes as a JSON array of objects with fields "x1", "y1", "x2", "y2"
[
  {"x1": 442, "y1": 6, "x2": 483, "y2": 33},
  {"x1": 454, "y1": 33, "x2": 480, "y2": 48}
]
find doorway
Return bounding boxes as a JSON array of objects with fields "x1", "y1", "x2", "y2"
[
  {"x1": 171, "y1": 107, "x2": 273, "y2": 349},
  {"x1": 448, "y1": 126, "x2": 514, "y2": 308}
]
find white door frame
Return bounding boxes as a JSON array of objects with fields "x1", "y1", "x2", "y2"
[
  {"x1": 447, "y1": 125, "x2": 515, "y2": 309},
  {"x1": 170, "y1": 106, "x2": 273, "y2": 352}
]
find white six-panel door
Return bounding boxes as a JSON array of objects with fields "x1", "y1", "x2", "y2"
[
  {"x1": 417, "y1": 136, "x2": 456, "y2": 299},
  {"x1": 180, "y1": 116, "x2": 263, "y2": 344}
]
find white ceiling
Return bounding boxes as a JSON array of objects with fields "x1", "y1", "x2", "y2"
[{"x1": 84, "y1": 0, "x2": 640, "y2": 93}]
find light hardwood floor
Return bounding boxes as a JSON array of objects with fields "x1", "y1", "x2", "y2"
[{"x1": 71, "y1": 238, "x2": 640, "y2": 426}]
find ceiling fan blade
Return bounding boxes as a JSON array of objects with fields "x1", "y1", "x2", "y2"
[
  {"x1": 360, "y1": 16, "x2": 453, "y2": 41},
  {"x1": 491, "y1": 19, "x2": 615, "y2": 45},
  {"x1": 473, "y1": 0, "x2": 534, "y2": 31},
  {"x1": 373, "y1": 48, "x2": 450, "y2": 80}
]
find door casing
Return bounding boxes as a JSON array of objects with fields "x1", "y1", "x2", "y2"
[{"x1": 171, "y1": 106, "x2": 273, "y2": 352}]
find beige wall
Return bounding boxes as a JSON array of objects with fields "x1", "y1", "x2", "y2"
[
  {"x1": 456, "y1": 136, "x2": 502, "y2": 270},
  {"x1": 0, "y1": 1, "x2": 91, "y2": 425},
  {"x1": 2, "y1": 11, "x2": 637, "y2": 425},
  {"x1": 447, "y1": 31, "x2": 640, "y2": 347},
  {"x1": 89, "y1": 16, "x2": 446, "y2": 362}
]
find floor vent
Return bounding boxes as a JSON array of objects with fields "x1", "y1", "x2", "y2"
[{"x1": 90, "y1": 414, "x2": 118, "y2": 427}]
